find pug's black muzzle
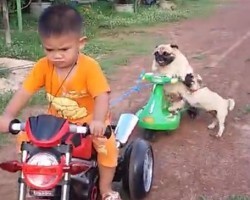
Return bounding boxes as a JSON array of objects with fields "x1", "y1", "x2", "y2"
[{"x1": 154, "y1": 51, "x2": 175, "y2": 66}]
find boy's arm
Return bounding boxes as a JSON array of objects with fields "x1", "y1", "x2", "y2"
[
  {"x1": 93, "y1": 92, "x2": 110, "y2": 122},
  {"x1": 86, "y1": 59, "x2": 111, "y2": 136},
  {"x1": 90, "y1": 92, "x2": 110, "y2": 136},
  {"x1": 0, "y1": 87, "x2": 32, "y2": 133},
  {"x1": 86, "y1": 60, "x2": 111, "y2": 121}
]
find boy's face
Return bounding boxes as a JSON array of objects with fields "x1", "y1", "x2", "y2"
[{"x1": 41, "y1": 33, "x2": 86, "y2": 69}]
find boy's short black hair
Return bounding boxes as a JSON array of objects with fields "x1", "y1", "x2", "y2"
[{"x1": 38, "y1": 4, "x2": 83, "y2": 37}]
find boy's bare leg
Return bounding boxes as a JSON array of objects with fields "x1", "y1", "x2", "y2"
[{"x1": 98, "y1": 164, "x2": 116, "y2": 194}]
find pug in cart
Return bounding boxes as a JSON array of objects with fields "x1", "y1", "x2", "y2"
[{"x1": 151, "y1": 44, "x2": 198, "y2": 118}]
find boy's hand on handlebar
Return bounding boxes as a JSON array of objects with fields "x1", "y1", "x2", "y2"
[
  {"x1": 0, "y1": 115, "x2": 13, "y2": 133},
  {"x1": 89, "y1": 120, "x2": 106, "y2": 137}
]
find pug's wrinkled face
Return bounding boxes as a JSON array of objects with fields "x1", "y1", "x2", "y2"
[
  {"x1": 154, "y1": 44, "x2": 178, "y2": 67},
  {"x1": 183, "y1": 73, "x2": 203, "y2": 91}
]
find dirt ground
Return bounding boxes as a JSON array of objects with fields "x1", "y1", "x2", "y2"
[{"x1": 1, "y1": 0, "x2": 250, "y2": 199}]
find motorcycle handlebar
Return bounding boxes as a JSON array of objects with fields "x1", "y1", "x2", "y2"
[{"x1": 9, "y1": 120, "x2": 112, "y2": 139}]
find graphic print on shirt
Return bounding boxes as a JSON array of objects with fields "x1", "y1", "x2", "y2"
[{"x1": 46, "y1": 91, "x2": 88, "y2": 120}]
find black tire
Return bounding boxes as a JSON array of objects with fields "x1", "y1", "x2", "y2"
[
  {"x1": 86, "y1": 170, "x2": 99, "y2": 200},
  {"x1": 122, "y1": 141, "x2": 134, "y2": 193},
  {"x1": 128, "y1": 138, "x2": 154, "y2": 200},
  {"x1": 88, "y1": 183, "x2": 99, "y2": 200},
  {"x1": 70, "y1": 168, "x2": 99, "y2": 200}
]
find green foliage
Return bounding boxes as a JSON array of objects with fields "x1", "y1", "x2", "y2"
[
  {"x1": 7, "y1": 0, "x2": 27, "y2": 13},
  {"x1": 77, "y1": 2, "x2": 191, "y2": 34},
  {"x1": 0, "y1": 66, "x2": 11, "y2": 79},
  {"x1": 228, "y1": 196, "x2": 250, "y2": 200},
  {"x1": 51, "y1": 0, "x2": 72, "y2": 4}
]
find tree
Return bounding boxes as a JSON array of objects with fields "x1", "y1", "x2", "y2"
[{"x1": 1, "y1": 0, "x2": 12, "y2": 47}]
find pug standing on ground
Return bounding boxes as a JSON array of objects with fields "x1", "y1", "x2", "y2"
[{"x1": 169, "y1": 73, "x2": 235, "y2": 137}]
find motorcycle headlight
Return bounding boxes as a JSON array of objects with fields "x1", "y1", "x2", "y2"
[{"x1": 23, "y1": 152, "x2": 63, "y2": 190}]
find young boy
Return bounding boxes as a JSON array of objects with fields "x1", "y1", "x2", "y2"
[{"x1": 0, "y1": 4, "x2": 121, "y2": 200}]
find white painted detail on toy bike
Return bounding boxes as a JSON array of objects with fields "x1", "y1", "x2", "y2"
[
  {"x1": 115, "y1": 113, "x2": 138, "y2": 148},
  {"x1": 149, "y1": 101, "x2": 155, "y2": 114},
  {"x1": 149, "y1": 84, "x2": 156, "y2": 114}
]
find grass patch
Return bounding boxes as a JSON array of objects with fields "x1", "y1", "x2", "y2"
[
  {"x1": 0, "y1": 89, "x2": 47, "y2": 142},
  {"x1": 228, "y1": 196, "x2": 250, "y2": 200},
  {"x1": 0, "y1": 134, "x2": 11, "y2": 146},
  {"x1": 0, "y1": 29, "x2": 164, "y2": 73},
  {"x1": 0, "y1": 91, "x2": 13, "y2": 113},
  {"x1": 79, "y1": 0, "x2": 216, "y2": 32},
  {"x1": 0, "y1": 30, "x2": 43, "y2": 61},
  {"x1": 85, "y1": 32, "x2": 166, "y2": 73},
  {"x1": 228, "y1": 195, "x2": 250, "y2": 200},
  {"x1": 0, "y1": 0, "x2": 217, "y2": 62},
  {"x1": 0, "y1": 90, "x2": 47, "y2": 115},
  {"x1": 192, "y1": 53, "x2": 206, "y2": 60},
  {"x1": 0, "y1": 91, "x2": 14, "y2": 142},
  {"x1": 245, "y1": 104, "x2": 250, "y2": 113},
  {"x1": 0, "y1": 65, "x2": 11, "y2": 78},
  {"x1": 29, "y1": 90, "x2": 48, "y2": 106},
  {"x1": 240, "y1": 104, "x2": 250, "y2": 115},
  {"x1": 198, "y1": 196, "x2": 207, "y2": 200},
  {"x1": 198, "y1": 195, "x2": 250, "y2": 200}
]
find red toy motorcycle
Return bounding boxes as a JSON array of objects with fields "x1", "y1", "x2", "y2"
[{"x1": 0, "y1": 113, "x2": 154, "y2": 200}]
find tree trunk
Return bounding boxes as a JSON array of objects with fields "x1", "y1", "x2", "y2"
[{"x1": 2, "y1": 0, "x2": 12, "y2": 47}]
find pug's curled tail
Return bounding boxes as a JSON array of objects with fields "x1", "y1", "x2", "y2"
[{"x1": 227, "y1": 98, "x2": 235, "y2": 111}]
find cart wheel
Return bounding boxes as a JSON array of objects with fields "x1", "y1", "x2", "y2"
[
  {"x1": 187, "y1": 106, "x2": 199, "y2": 119},
  {"x1": 143, "y1": 129, "x2": 156, "y2": 141}
]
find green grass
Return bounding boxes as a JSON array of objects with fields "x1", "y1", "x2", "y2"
[
  {"x1": 228, "y1": 196, "x2": 250, "y2": 200},
  {"x1": 0, "y1": 89, "x2": 47, "y2": 142},
  {"x1": 0, "y1": 90, "x2": 47, "y2": 114},
  {"x1": 0, "y1": 91, "x2": 13, "y2": 114},
  {"x1": 246, "y1": 104, "x2": 250, "y2": 112},
  {"x1": 0, "y1": 30, "x2": 43, "y2": 61},
  {"x1": 79, "y1": 0, "x2": 216, "y2": 31},
  {"x1": 198, "y1": 195, "x2": 250, "y2": 200},
  {"x1": 0, "y1": 134, "x2": 11, "y2": 146},
  {"x1": 29, "y1": 90, "x2": 48, "y2": 106},
  {"x1": 0, "y1": 30, "x2": 165, "y2": 72},
  {"x1": 85, "y1": 32, "x2": 166, "y2": 73},
  {"x1": 0, "y1": 0, "x2": 217, "y2": 62},
  {"x1": 0, "y1": 65, "x2": 11, "y2": 78},
  {"x1": 0, "y1": 91, "x2": 14, "y2": 143},
  {"x1": 238, "y1": 104, "x2": 250, "y2": 115},
  {"x1": 191, "y1": 53, "x2": 206, "y2": 60}
]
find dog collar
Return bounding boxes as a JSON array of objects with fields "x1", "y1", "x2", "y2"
[{"x1": 189, "y1": 85, "x2": 206, "y2": 93}]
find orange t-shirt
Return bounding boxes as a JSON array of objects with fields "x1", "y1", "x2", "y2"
[{"x1": 22, "y1": 54, "x2": 110, "y2": 123}]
